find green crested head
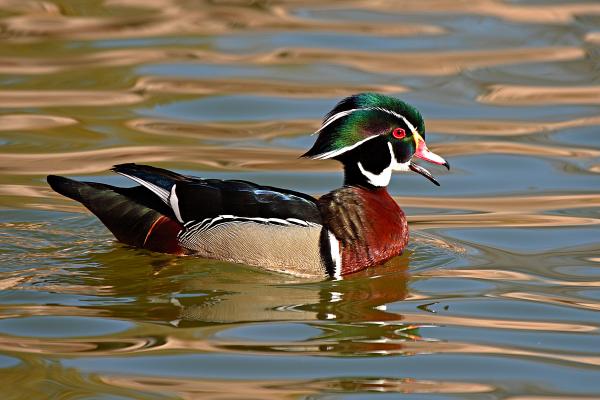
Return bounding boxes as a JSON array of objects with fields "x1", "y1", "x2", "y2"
[
  {"x1": 303, "y1": 93, "x2": 448, "y2": 188},
  {"x1": 302, "y1": 93, "x2": 426, "y2": 160}
]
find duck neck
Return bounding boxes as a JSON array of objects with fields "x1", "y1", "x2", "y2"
[
  {"x1": 337, "y1": 136, "x2": 395, "y2": 189},
  {"x1": 343, "y1": 161, "x2": 391, "y2": 190}
]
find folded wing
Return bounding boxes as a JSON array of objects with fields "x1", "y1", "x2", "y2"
[{"x1": 111, "y1": 163, "x2": 322, "y2": 225}]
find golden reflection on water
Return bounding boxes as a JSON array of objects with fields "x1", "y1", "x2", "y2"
[
  {"x1": 436, "y1": 141, "x2": 600, "y2": 158},
  {"x1": 1, "y1": 139, "x2": 597, "y2": 175},
  {"x1": 307, "y1": 1, "x2": 600, "y2": 24},
  {"x1": 0, "y1": 114, "x2": 78, "y2": 131},
  {"x1": 1, "y1": 0, "x2": 443, "y2": 41},
  {"x1": 1, "y1": 0, "x2": 600, "y2": 399},
  {"x1": 0, "y1": 90, "x2": 145, "y2": 107},
  {"x1": 252, "y1": 46, "x2": 584, "y2": 75},
  {"x1": 133, "y1": 76, "x2": 408, "y2": 97},
  {"x1": 127, "y1": 118, "x2": 317, "y2": 141},
  {"x1": 428, "y1": 116, "x2": 600, "y2": 136},
  {"x1": 0, "y1": 145, "x2": 325, "y2": 174},
  {"x1": 480, "y1": 84, "x2": 600, "y2": 106},
  {"x1": 98, "y1": 375, "x2": 494, "y2": 398},
  {"x1": 0, "y1": 46, "x2": 583, "y2": 77}
]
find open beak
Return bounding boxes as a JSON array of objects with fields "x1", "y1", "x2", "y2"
[
  {"x1": 411, "y1": 131, "x2": 449, "y2": 185},
  {"x1": 409, "y1": 162, "x2": 440, "y2": 186}
]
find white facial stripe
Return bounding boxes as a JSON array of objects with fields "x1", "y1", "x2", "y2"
[
  {"x1": 316, "y1": 106, "x2": 417, "y2": 134},
  {"x1": 316, "y1": 108, "x2": 362, "y2": 134},
  {"x1": 327, "y1": 230, "x2": 342, "y2": 279},
  {"x1": 312, "y1": 106, "x2": 418, "y2": 159},
  {"x1": 312, "y1": 134, "x2": 379, "y2": 160},
  {"x1": 372, "y1": 107, "x2": 418, "y2": 135}
]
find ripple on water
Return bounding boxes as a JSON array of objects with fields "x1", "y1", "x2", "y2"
[
  {"x1": 95, "y1": 375, "x2": 495, "y2": 398},
  {"x1": 0, "y1": 316, "x2": 133, "y2": 338},
  {"x1": 0, "y1": 0, "x2": 599, "y2": 399},
  {"x1": 442, "y1": 226, "x2": 600, "y2": 253},
  {"x1": 58, "y1": 352, "x2": 600, "y2": 396},
  {"x1": 214, "y1": 322, "x2": 324, "y2": 343},
  {"x1": 0, "y1": 354, "x2": 21, "y2": 369}
]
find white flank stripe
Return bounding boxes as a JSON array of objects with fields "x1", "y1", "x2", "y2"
[
  {"x1": 328, "y1": 230, "x2": 342, "y2": 280},
  {"x1": 185, "y1": 217, "x2": 210, "y2": 229},
  {"x1": 170, "y1": 184, "x2": 183, "y2": 223},
  {"x1": 117, "y1": 172, "x2": 170, "y2": 204},
  {"x1": 179, "y1": 215, "x2": 321, "y2": 240},
  {"x1": 286, "y1": 218, "x2": 309, "y2": 226},
  {"x1": 265, "y1": 218, "x2": 289, "y2": 225}
]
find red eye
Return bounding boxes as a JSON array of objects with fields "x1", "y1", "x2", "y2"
[{"x1": 392, "y1": 128, "x2": 406, "y2": 139}]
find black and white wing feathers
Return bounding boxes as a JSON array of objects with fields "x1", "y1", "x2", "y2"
[{"x1": 111, "y1": 163, "x2": 322, "y2": 225}]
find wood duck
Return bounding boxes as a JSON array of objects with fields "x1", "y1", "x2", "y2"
[{"x1": 47, "y1": 93, "x2": 448, "y2": 279}]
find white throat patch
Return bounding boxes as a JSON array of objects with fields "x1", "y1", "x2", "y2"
[
  {"x1": 358, "y1": 160, "x2": 393, "y2": 187},
  {"x1": 357, "y1": 142, "x2": 404, "y2": 187}
]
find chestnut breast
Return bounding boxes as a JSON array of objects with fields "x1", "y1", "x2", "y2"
[{"x1": 319, "y1": 186, "x2": 408, "y2": 275}]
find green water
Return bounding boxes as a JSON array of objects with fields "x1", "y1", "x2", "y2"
[{"x1": 1, "y1": 1, "x2": 600, "y2": 399}]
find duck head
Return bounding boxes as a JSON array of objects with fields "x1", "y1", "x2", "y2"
[{"x1": 303, "y1": 93, "x2": 449, "y2": 188}]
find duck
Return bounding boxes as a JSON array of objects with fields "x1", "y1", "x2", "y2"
[{"x1": 47, "y1": 93, "x2": 448, "y2": 279}]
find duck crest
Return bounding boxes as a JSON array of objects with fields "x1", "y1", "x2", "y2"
[
  {"x1": 318, "y1": 186, "x2": 408, "y2": 275},
  {"x1": 303, "y1": 92, "x2": 426, "y2": 161}
]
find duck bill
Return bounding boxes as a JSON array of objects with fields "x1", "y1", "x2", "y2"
[
  {"x1": 413, "y1": 131, "x2": 450, "y2": 169},
  {"x1": 409, "y1": 132, "x2": 449, "y2": 186},
  {"x1": 409, "y1": 162, "x2": 439, "y2": 186}
]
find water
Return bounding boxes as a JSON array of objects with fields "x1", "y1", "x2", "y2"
[{"x1": 1, "y1": 1, "x2": 599, "y2": 398}]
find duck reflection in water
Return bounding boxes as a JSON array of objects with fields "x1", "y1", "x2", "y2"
[{"x1": 54, "y1": 246, "x2": 420, "y2": 357}]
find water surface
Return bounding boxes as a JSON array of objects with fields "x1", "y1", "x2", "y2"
[{"x1": 1, "y1": 1, "x2": 599, "y2": 399}]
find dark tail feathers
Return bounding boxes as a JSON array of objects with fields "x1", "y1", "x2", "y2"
[
  {"x1": 47, "y1": 175, "x2": 165, "y2": 248},
  {"x1": 47, "y1": 175, "x2": 87, "y2": 203}
]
